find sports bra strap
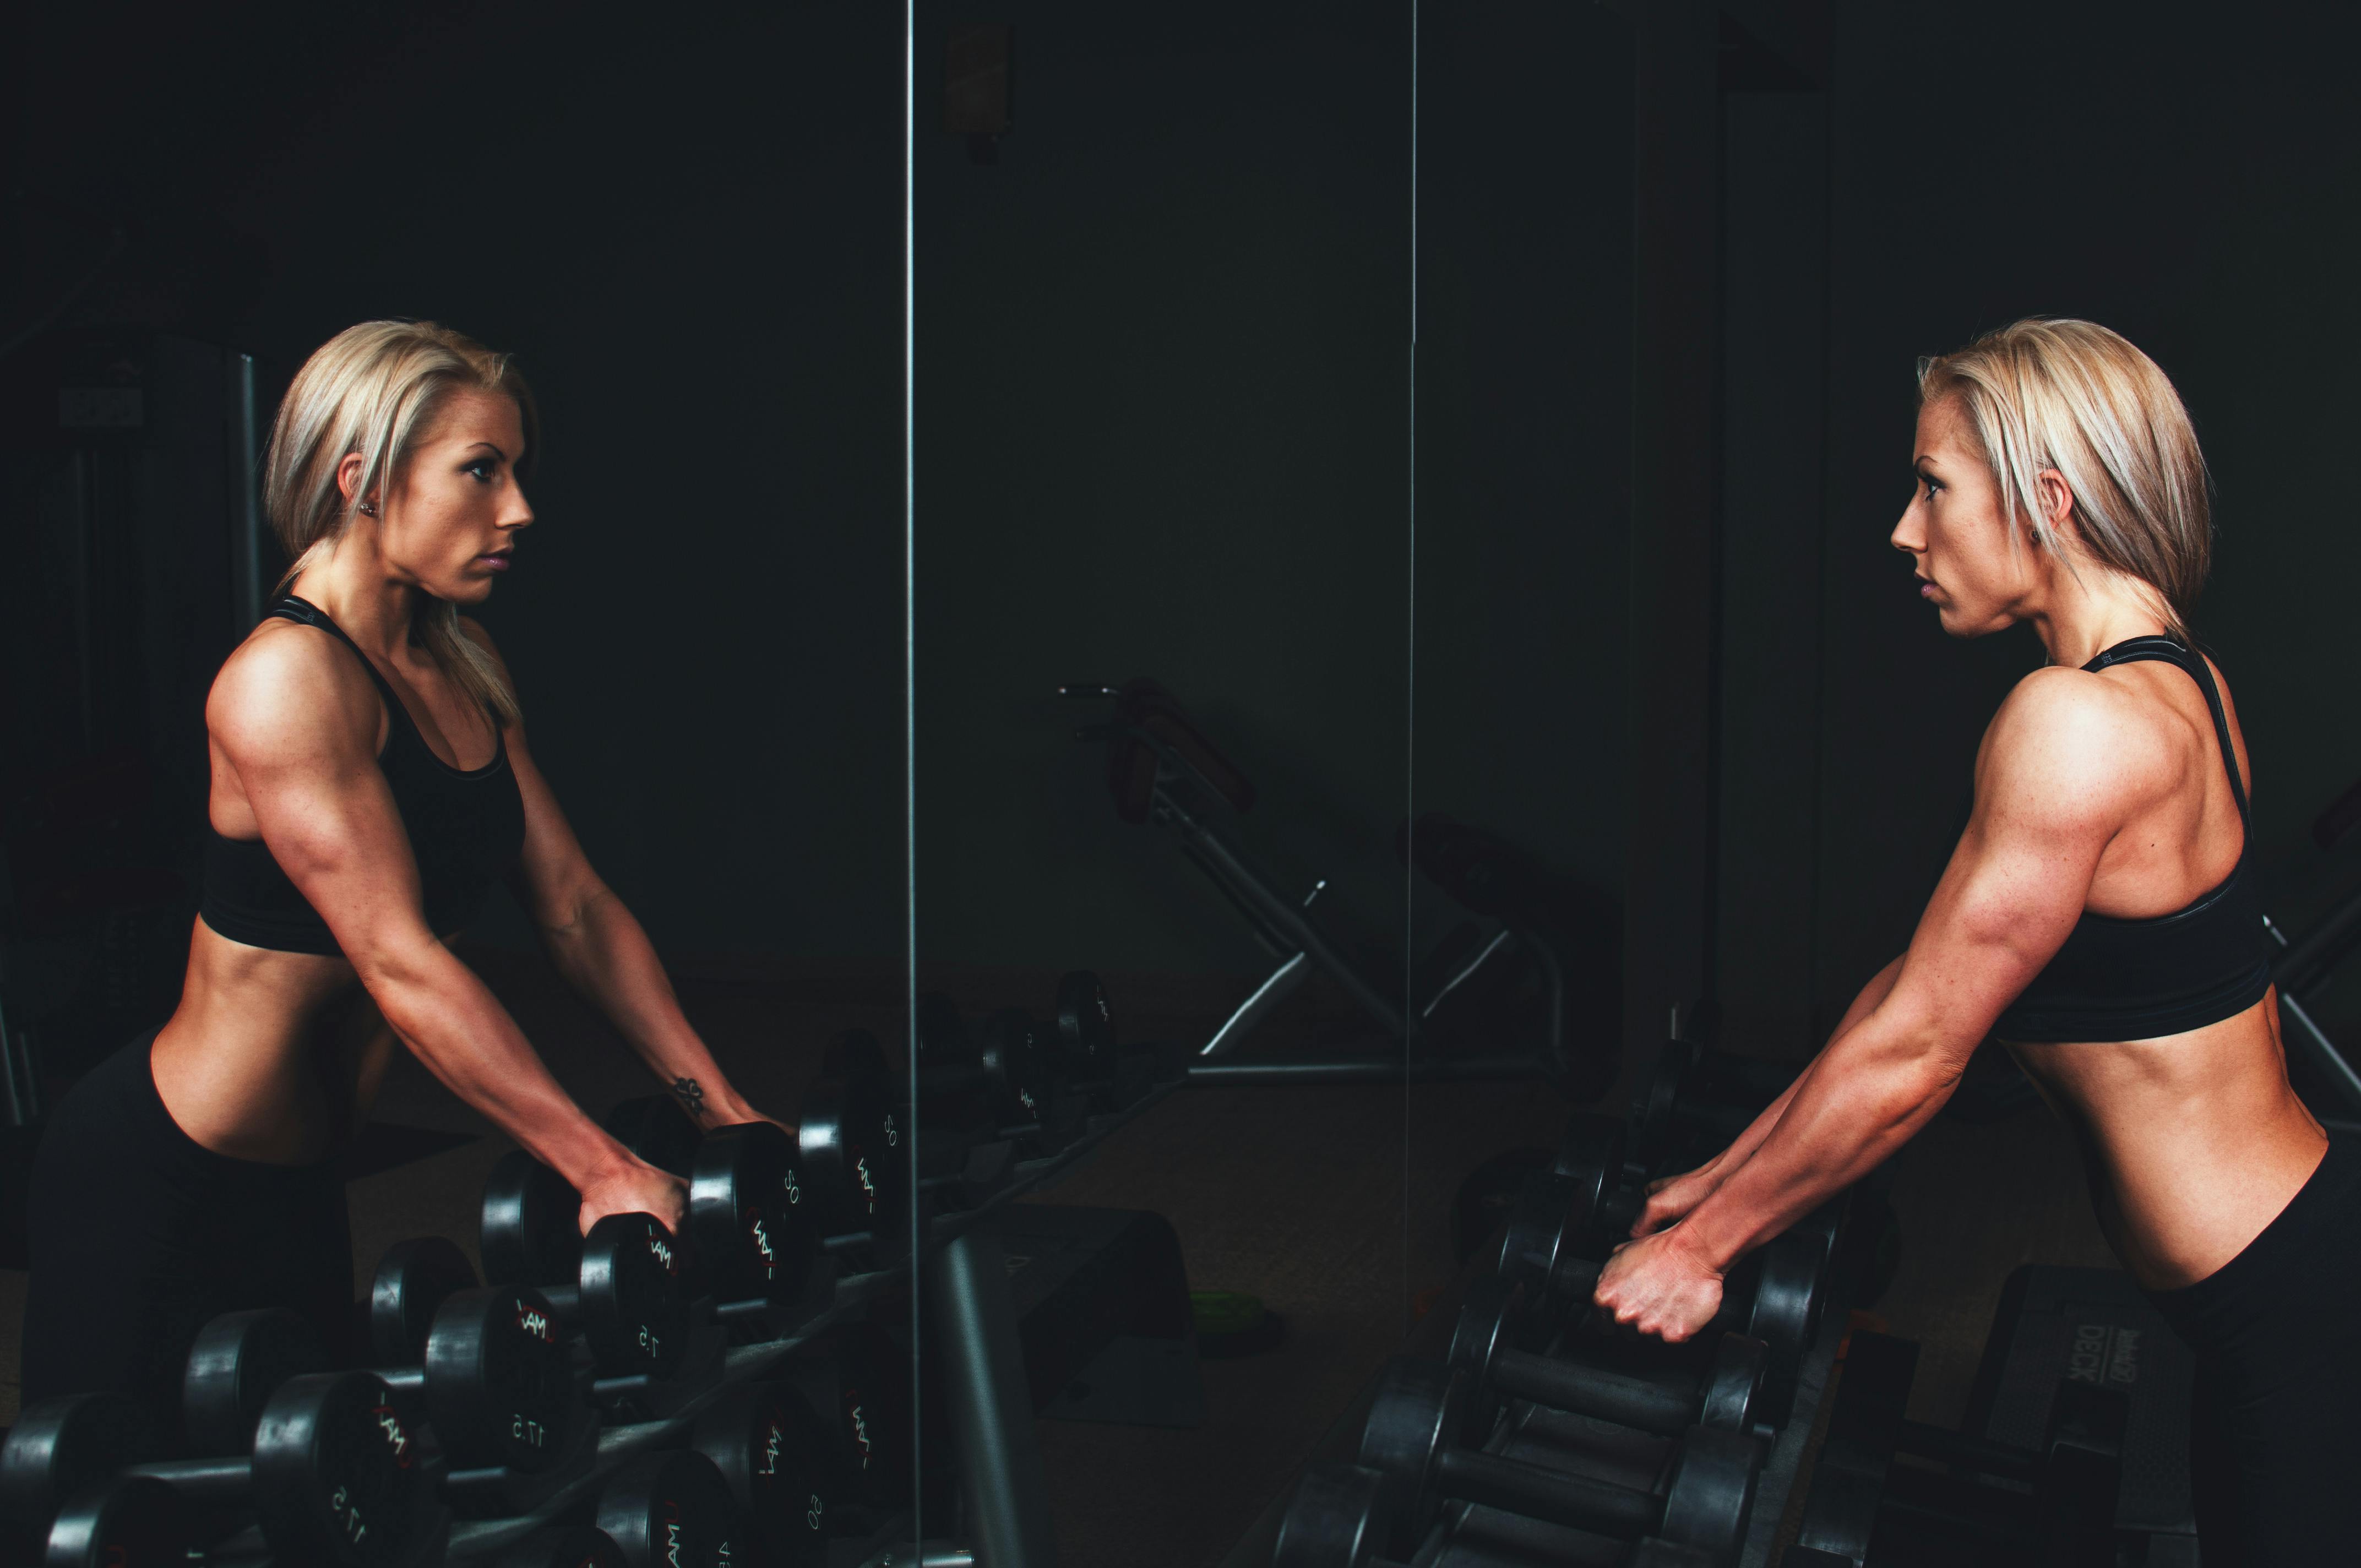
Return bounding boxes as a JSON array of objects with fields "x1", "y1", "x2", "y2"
[
  {"x1": 2082, "y1": 634, "x2": 2250, "y2": 824},
  {"x1": 269, "y1": 595, "x2": 409, "y2": 716}
]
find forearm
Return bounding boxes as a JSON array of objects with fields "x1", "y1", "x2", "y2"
[
  {"x1": 368, "y1": 946, "x2": 637, "y2": 1191},
  {"x1": 540, "y1": 884, "x2": 758, "y2": 1125},
  {"x1": 1680, "y1": 1016, "x2": 1960, "y2": 1268},
  {"x1": 1692, "y1": 955, "x2": 1908, "y2": 1177}
]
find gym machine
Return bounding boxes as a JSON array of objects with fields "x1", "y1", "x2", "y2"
[{"x1": 1060, "y1": 679, "x2": 1620, "y2": 1096}]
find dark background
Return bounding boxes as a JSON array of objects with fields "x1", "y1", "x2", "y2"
[
  {"x1": 9, "y1": 2, "x2": 2361, "y2": 1560},
  {"x1": 12, "y1": 0, "x2": 2361, "y2": 1054}
]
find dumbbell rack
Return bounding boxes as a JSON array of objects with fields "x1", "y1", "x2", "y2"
[
  {"x1": 1404, "y1": 1248, "x2": 1851, "y2": 1568},
  {"x1": 436, "y1": 1066, "x2": 1192, "y2": 1565}
]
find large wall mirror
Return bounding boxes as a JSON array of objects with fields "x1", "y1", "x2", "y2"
[{"x1": 910, "y1": 4, "x2": 1418, "y2": 1562}]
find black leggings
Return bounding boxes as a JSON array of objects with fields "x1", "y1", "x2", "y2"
[
  {"x1": 2145, "y1": 1134, "x2": 2361, "y2": 1567},
  {"x1": 19, "y1": 1032, "x2": 353, "y2": 1428}
]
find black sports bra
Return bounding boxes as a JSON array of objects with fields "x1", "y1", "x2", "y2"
[
  {"x1": 1991, "y1": 635, "x2": 2271, "y2": 1043},
  {"x1": 199, "y1": 597, "x2": 526, "y2": 956}
]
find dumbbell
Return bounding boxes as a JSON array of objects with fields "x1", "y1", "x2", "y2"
[
  {"x1": 601, "y1": 1098, "x2": 826, "y2": 1319},
  {"x1": 691, "y1": 1379, "x2": 845, "y2": 1565},
  {"x1": 1272, "y1": 1460, "x2": 1722, "y2": 1567},
  {"x1": 1498, "y1": 1172, "x2": 1824, "y2": 1381},
  {"x1": 1356, "y1": 1359, "x2": 1762, "y2": 1563},
  {"x1": 9, "y1": 1372, "x2": 429, "y2": 1568},
  {"x1": 905, "y1": 1004, "x2": 1084, "y2": 1157},
  {"x1": 194, "y1": 1295, "x2": 572, "y2": 1479},
  {"x1": 594, "y1": 1447, "x2": 747, "y2": 1568},
  {"x1": 477, "y1": 1165, "x2": 692, "y2": 1382},
  {"x1": 1048, "y1": 970, "x2": 1174, "y2": 1109},
  {"x1": 1630, "y1": 1039, "x2": 1800, "y2": 1168},
  {"x1": 1449, "y1": 1277, "x2": 1769, "y2": 1441}
]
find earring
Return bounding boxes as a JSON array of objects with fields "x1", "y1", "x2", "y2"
[{"x1": 358, "y1": 501, "x2": 378, "y2": 516}]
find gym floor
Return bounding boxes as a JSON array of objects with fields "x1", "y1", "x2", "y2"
[{"x1": 0, "y1": 949, "x2": 2120, "y2": 1566}]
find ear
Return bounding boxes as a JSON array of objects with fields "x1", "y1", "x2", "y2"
[
  {"x1": 2030, "y1": 466, "x2": 2079, "y2": 546},
  {"x1": 334, "y1": 452, "x2": 374, "y2": 513}
]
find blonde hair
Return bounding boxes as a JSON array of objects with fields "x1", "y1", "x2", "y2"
[
  {"x1": 263, "y1": 319, "x2": 534, "y2": 726},
  {"x1": 1918, "y1": 318, "x2": 2211, "y2": 635}
]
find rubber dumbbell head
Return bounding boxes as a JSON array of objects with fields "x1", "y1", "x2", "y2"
[
  {"x1": 1358, "y1": 1358, "x2": 1760, "y2": 1563},
  {"x1": 595, "y1": 1447, "x2": 746, "y2": 1568},
  {"x1": 694, "y1": 1380, "x2": 840, "y2": 1566},
  {"x1": 688, "y1": 1120, "x2": 820, "y2": 1313},
  {"x1": 1448, "y1": 1277, "x2": 1767, "y2": 1441}
]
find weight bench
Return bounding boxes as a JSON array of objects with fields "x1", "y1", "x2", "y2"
[{"x1": 1060, "y1": 679, "x2": 1616, "y2": 1094}]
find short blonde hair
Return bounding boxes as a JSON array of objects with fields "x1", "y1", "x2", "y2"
[
  {"x1": 1918, "y1": 318, "x2": 2211, "y2": 634},
  {"x1": 263, "y1": 320, "x2": 533, "y2": 725}
]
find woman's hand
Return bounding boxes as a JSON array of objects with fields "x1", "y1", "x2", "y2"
[
  {"x1": 576, "y1": 1157, "x2": 689, "y2": 1238},
  {"x1": 1592, "y1": 1226, "x2": 1725, "y2": 1343},
  {"x1": 1630, "y1": 1158, "x2": 1725, "y2": 1239}
]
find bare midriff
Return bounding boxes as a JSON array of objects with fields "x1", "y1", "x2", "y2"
[
  {"x1": 2004, "y1": 993, "x2": 2327, "y2": 1291},
  {"x1": 149, "y1": 916, "x2": 431, "y2": 1167}
]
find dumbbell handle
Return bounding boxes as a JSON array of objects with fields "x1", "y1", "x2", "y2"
[
  {"x1": 122, "y1": 1455, "x2": 253, "y2": 1493},
  {"x1": 1489, "y1": 1343, "x2": 1699, "y2": 1438},
  {"x1": 1430, "y1": 1445, "x2": 1659, "y2": 1540}
]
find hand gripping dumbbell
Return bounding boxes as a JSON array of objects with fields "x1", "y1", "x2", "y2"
[
  {"x1": 1499, "y1": 1173, "x2": 1824, "y2": 1360},
  {"x1": 1272, "y1": 1460, "x2": 1723, "y2": 1568},
  {"x1": 601, "y1": 1097, "x2": 826, "y2": 1324},
  {"x1": 477, "y1": 1163, "x2": 694, "y2": 1389},
  {"x1": 1356, "y1": 1359, "x2": 1762, "y2": 1564},
  {"x1": 1449, "y1": 1276, "x2": 1769, "y2": 1441},
  {"x1": 6, "y1": 1371, "x2": 431, "y2": 1568}
]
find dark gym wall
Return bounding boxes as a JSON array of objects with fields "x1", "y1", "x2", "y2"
[
  {"x1": 1809, "y1": 1, "x2": 2361, "y2": 1032},
  {"x1": 8, "y1": 2, "x2": 909, "y2": 963},
  {"x1": 911, "y1": 2, "x2": 1420, "y2": 976}
]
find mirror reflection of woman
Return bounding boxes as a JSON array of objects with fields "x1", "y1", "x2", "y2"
[
  {"x1": 23, "y1": 320, "x2": 777, "y2": 1412},
  {"x1": 1593, "y1": 319, "x2": 2356, "y2": 1564}
]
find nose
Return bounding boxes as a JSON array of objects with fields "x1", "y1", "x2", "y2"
[
  {"x1": 1891, "y1": 500, "x2": 1923, "y2": 556},
  {"x1": 502, "y1": 482, "x2": 535, "y2": 531}
]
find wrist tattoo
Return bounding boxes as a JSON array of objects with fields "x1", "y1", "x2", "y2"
[{"x1": 671, "y1": 1077, "x2": 705, "y2": 1110}]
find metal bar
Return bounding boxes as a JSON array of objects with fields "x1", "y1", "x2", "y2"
[
  {"x1": 925, "y1": 1224, "x2": 1058, "y2": 1568},
  {"x1": 1186, "y1": 1055, "x2": 1547, "y2": 1086},
  {"x1": 1200, "y1": 952, "x2": 1311, "y2": 1058},
  {"x1": 2277, "y1": 991, "x2": 2361, "y2": 1118},
  {"x1": 1158, "y1": 793, "x2": 1408, "y2": 1039},
  {"x1": 226, "y1": 352, "x2": 265, "y2": 627},
  {"x1": 1416, "y1": 926, "x2": 1514, "y2": 1022}
]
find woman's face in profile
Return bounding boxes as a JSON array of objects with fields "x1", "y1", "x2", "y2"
[
  {"x1": 1892, "y1": 394, "x2": 2034, "y2": 638},
  {"x1": 379, "y1": 386, "x2": 534, "y2": 606}
]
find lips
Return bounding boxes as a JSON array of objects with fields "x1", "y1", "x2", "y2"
[{"x1": 477, "y1": 550, "x2": 513, "y2": 571}]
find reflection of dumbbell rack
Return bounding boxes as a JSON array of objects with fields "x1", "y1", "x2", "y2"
[{"x1": 424, "y1": 974, "x2": 1193, "y2": 1564}]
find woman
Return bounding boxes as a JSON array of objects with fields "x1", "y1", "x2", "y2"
[
  {"x1": 1593, "y1": 318, "x2": 2355, "y2": 1564},
  {"x1": 23, "y1": 320, "x2": 776, "y2": 1413}
]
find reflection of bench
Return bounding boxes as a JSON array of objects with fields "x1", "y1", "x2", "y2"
[{"x1": 1060, "y1": 679, "x2": 1619, "y2": 1095}]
